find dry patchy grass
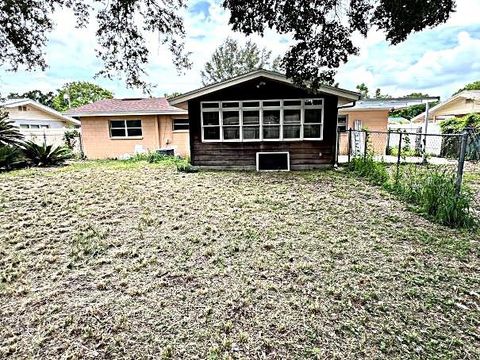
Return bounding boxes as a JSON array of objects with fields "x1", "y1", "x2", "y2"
[{"x1": 0, "y1": 161, "x2": 479, "y2": 359}]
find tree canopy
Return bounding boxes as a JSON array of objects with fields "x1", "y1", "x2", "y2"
[
  {"x1": 7, "y1": 90, "x2": 55, "y2": 108},
  {"x1": 224, "y1": 0, "x2": 455, "y2": 88},
  {"x1": 201, "y1": 38, "x2": 282, "y2": 85},
  {"x1": 1, "y1": 0, "x2": 455, "y2": 90},
  {"x1": 453, "y1": 81, "x2": 480, "y2": 96},
  {"x1": 0, "y1": 0, "x2": 190, "y2": 92},
  {"x1": 52, "y1": 82, "x2": 114, "y2": 112}
]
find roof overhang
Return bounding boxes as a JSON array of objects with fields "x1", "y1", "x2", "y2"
[
  {"x1": 2, "y1": 98, "x2": 80, "y2": 126},
  {"x1": 169, "y1": 69, "x2": 360, "y2": 105},
  {"x1": 68, "y1": 110, "x2": 188, "y2": 117}
]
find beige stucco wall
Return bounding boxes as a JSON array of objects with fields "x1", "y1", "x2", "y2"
[
  {"x1": 338, "y1": 109, "x2": 389, "y2": 155},
  {"x1": 81, "y1": 115, "x2": 190, "y2": 159}
]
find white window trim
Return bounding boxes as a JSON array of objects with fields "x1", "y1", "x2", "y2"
[
  {"x1": 200, "y1": 99, "x2": 324, "y2": 143},
  {"x1": 256, "y1": 151, "x2": 290, "y2": 171},
  {"x1": 109, "y1": 119, "x2": 143, "y2": 139}
]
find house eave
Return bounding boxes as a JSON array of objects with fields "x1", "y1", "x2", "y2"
[{"x1": 169, "y1": 69, "x2": 360, "y2": 105}]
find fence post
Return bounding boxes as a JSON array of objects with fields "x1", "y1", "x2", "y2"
[
  {"x1": 396, "y1": 131, "x2": 403, "y2": 182},
  {"x1": 363, "y1": 130, "x2": 369, "y2": 159},
  {"x1": 386, "y1": 130, "x2": 391, "y2": 155},
  {"x1": 455, "y1": 131, "x2": 468, "y2": 196},
  {"x1": 347, "y1": 128, "x2": 352, "y2": 163},
  {"x1": 335, "y1": 127, "x2": 340, "y2": 167}
]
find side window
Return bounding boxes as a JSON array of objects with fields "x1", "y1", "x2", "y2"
[
  {"x1": 337, "y1": 115, "x2": 348, "y2": 132},
  {"x1": 173, "y1": 119, "x2": 189, "y2": 131}
]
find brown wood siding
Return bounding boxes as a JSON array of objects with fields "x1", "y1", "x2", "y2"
[{"x1": 188, "y1": 77, "x2": 339, "y2": 169}]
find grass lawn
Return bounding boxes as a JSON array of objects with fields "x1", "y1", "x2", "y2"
[{"x1": 1, "y1": 161, "x2": 479, "y2": 359}]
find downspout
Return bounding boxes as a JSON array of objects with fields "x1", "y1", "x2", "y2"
[{"x1": 335, "y1": 100, "x2": 358, "y2": 167}]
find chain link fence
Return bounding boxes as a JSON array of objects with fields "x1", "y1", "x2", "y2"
[{"x1": 337, "y1": 127, "x2": 480, "y2": 194}]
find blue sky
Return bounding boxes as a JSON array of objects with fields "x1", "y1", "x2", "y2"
[{"x1": 1, "y1": 0, "x2": 480, "y2": 101}]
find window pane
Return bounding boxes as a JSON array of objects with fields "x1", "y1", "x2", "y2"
[
  {"x1": 173, "y1": 119, "x2": 189, "y2": 131},
  {"x1": 111, "y1": 121, "x2": 125, "y2": 128},
  {"x1": 223, "y1": 111, "x2": 240, "y2": 125},
  {"x1": 284, "y1": 109, "x2": 301, "y2": 124},
  {"x1": 263, "y1": 100, "x2": 280, "y2": 107},
  {"x1": 263, "y1": 125, "x2": 280, "y2": 139},
  {"x1": 305, "y1": 109, "x2": 322, "y2": 123},
  {"x1": 243, "y1": 126, "x2": 260, "y2": 140},
  {"x1": 222, "y1": 102, "x2": 239, "y2": 108},
  {"x1": 203, "y1": 112, "x2": 220, "y2": 126},
  {"x1": 111, "y1": 128, "x2": 126, "y2": 137},
  {"x1": 243, "y1": 101, "x2": 260, "y2": 107},
  {"x1": 202, "y1": 102, "x2": 219, "y2": 109},
  {"x1": 284, "y1": 100, "x2": 301, "y2": 106},
  {"x1": 20, "y1": 124, "x2": 29, "y2": 129},
  {"x1": 243, "y1": 110, "x2": 260, "y2": 125},
  {"x1": 127, "y1": 120, "x2": 141, "y2": 128},
  {"x1": 263, "y1": 110, "x2": 280, "y2": 125},
  {"x1": 304, "y1": 124, "x2": 321, "y2": 138},
  {"x1": 283, "y1": 125, "x2": 301, "y2": 139},
  {"x1": 127, "y1": 128, "x2": 143, "y2": 137},
  {"x1": 30, "y1": 125, "x2": 40, "y2": 129},
  {"x1": 305, "y1": 99, "x2": 323, "y2": 106},
  {"x1": 223, "y1": 126, "x2": 240, "y2": 140},
  {"x1": 204, "y1": 127, "x2": 220, "y2": 140},
  {"x1": 40, "y1": 125, "x2": 50, "y2": 129}
]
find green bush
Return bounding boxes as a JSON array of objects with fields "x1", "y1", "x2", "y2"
[
  {"x1": 348, "y1": 155, "x2": 388, "y2": 185},
  {"x1": 0, "y1": 145, "x2": 25, "y2": 170},
  {"x1": 388, "y1": 166, "x2": 474, "y2": 228},
  {"x1": 124, "y1": 151, "x2": 197, "y2": 172},
  {"x1": 347, "y1": 158, "x2": 475, "y2": 228},
  {"x1": 22, "y1": 141, "x2": 72, "y2": 166}
]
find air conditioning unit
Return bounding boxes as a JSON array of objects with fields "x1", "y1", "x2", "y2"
[{"x1": 256, "y1": 152, "x2": 290, "y2": 171}]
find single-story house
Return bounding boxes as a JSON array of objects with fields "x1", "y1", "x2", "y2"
[
  {"x1": 1, "y1": 98, "x2": 80, "y2": 147},
  {"x1": 2, "y1": 98, "x2": 79, "y2": 130},
  {"x1": 338, "y1": 97, "x2": 439, "y2": 155},
  {"x1": 411, "y1": 90, "x2": 480, "y2": 124},
  {"x1": 169, "y1": 69, "x2": 360, "y2": 170},
  {"x1": 65, "y1": 98, "x2": 189, "y2": 159}
]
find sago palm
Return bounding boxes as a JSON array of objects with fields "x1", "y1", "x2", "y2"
[
  {"x1": 0, "y1": 109, "x2": 24, "y2": 146},
  {"x1": 22, "y1": 141, "x2": 72, "y2": 166}
]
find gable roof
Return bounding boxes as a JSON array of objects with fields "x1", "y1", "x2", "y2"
[
  {"x1": 1, "y1": 98, "x2": 80, "y2": 126},
  {"x1": 411, "y1": 90, "x2": 480, "y2": 123},
  {"x1": 339, "y1": 97, "x2": 440, "y2": 112},
  {"x1": 65, "y1": 98, "x2": 187, "y2": 117},
  {"x1": 169, "y1": 69, "x2": 360, "y2": 105}
]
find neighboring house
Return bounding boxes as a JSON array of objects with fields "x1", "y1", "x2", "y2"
[
  {"x1": 411, "y1": 90, "x2": 480, "y2": 124},
  {"x1": 169, "y1": 69, "x2": 359, "y2": 170},
  {"x1": 2, "y1": 97, "x2": 79, "y2": 129},
  {"x1": 66, "y1": 98, "x2": 189, "y2": 159},
  {"x1": 338, "y1": 98, "x2": 438, "y2": 155},
  {"x1": 1, "y1": 98, "x2": 80, "y2": 147}
]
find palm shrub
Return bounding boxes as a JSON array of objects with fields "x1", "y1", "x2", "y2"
[
  {"x1": 0, "y1": 109, "x2": 24, "y2": 146},
  {"x1": 22, "y1": 141, "x2": 72, "y2": 166},
  {"x1": 0, "y1": 145, "x2": 25, "y2": 170}
]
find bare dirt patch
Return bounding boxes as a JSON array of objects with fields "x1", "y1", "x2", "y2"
[{"x1": 1, "y1": 161, "x2": 479, "y2": 359}]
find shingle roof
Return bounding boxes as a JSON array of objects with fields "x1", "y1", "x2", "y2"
[{"x1": 65, "y1": 98, "x2": 186, "y2": 116}]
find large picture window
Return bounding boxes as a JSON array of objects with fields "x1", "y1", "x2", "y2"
[
  {"x1": 201, "y1": 99, "x2": 324, "y2": 142},
  {"x1": 110, "y1": 120, "x2": 142, "y2": 138}
]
